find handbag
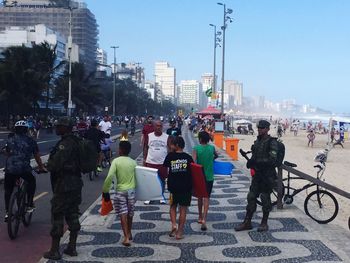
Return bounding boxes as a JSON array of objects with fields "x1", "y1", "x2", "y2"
[{"x1": 100, "y1": 198, "x2": 113, "y2": 216}]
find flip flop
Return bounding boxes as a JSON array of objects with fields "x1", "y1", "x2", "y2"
[
  {"x1": 197, "y1": 219, "x2": 203, "y2": 224},
  {"x1": 169, "y1": 227, "x2": 177, "y2": 237},
  {"x1": 122, "y1": 241, "x2": 131, "y2": 247}
]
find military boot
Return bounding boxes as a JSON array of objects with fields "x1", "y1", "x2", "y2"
[
  {"x1": 43, "y1": 237, "x2": 61, "y2": 260},
  {"x1": 234, "y1": 211, "x2": 253, "y2": 231},
  {"x1": 257, "y1": 212, "x2": 269, "y2": 232},
  {"x1": 63, "y1": 231, "x2": 78, "y2": 256}
]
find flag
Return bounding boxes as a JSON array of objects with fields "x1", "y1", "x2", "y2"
[{"x1": 205, "y1": 88, "x2": 212, "y2": 97}]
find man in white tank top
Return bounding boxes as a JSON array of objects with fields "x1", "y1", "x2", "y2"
[{"x1": 144, "y1": 120, "x2": 169, "y2": 204}]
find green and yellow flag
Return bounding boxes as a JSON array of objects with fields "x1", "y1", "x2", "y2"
[{"x1": 205, "y1": 88, "x2": 212, "y2": 97}]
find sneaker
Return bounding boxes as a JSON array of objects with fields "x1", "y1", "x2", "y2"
[
  {"x1": 97, "y1": 166, "x2": 103, "y2": 172},
  {"x1": 26, "y1": 205, "x2": 35, "y2": 213},
  {"x1": 4, "y1": 213, "x2": 8, "y2": 222},
  {"x1": 160, "y1": 200, "x2": 167, "y2": 204},
  {"x1": 144, "y1": 200, "x2": 151, "y2": 205}
]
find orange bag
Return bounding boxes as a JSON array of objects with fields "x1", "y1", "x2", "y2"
[{"x1": 100, "y1": 198, "x2": 113, "y2": 216}]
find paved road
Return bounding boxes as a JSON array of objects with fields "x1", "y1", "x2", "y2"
[{"x1": 0, "y1": 129, "x2": 143, "y2": 263}]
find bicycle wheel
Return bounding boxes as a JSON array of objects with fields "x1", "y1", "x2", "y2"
[
  {"x1": 304, "y1": 190, "x2": 338, "y2": 224},
  {"x1": 7, "y1": 190, "x2": 21, "y2": 239},
  {"x1": 22, "y1": 191, "x2": 33, "y2": 227},
  {"x1": 256, "y1": 182, "x2": 285, "y2": 207}
]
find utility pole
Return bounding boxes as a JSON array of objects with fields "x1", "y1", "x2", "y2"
[
  {"x1": 111, "y1": 46, "x2": 119, "y2": 116},
  {"x1": 67, "y1": 6, "x2": 74, "y2": 117}
]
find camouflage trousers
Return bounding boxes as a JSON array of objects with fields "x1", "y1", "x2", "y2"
[
  {"x1": 50, "y1": 189, "x2": 82, "y2": 238},
  {"x1": 246, "y1": 174, "x2": 276, "y2": 214}
]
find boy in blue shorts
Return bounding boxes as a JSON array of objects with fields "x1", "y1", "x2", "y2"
[
  {"x1": 163, "y1": 136, "x2": 193, "y2": 240},
  {"x1": 102, "y1": 141, "x2": 136, "y2": 246}
]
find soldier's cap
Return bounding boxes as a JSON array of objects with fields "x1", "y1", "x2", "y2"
[
  {"x1": 257, "y1": 120, "x2": 270, "y2": 129},
  {"x1": 56, "y1": 117, "x2": 75, "y2": 127}
]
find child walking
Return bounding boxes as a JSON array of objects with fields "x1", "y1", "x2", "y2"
[
  {"x1": 192, "y1": 131, "x2": 217, "y2": 231},
  {"x1": 102, "y1": 141, "x2": 136, "y2": 246},
  {"x1": 163, "y1": 136, "x2": 193, "y2": 240}
]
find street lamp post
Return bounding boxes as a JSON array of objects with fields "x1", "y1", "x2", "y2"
[
  {"x1": 209, "y1": 24, "x2": 221, "y2": 106},
  {"x1": 67, "y1": 6, "x2": 74, "y2": 117},
  {"x1": 217, "y1": 2, "x2": 233, "y2": 115},
  {"x1": 111, "y1": 46, "x2": 119, "y2": 116}
]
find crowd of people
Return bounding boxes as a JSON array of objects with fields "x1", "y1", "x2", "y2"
[{"x1": 2, "y1": 112, "x2": 341, "y2": 259}]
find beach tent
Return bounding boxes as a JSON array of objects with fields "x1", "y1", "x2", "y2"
[
  {"x1": 196, "y1": 106, "x2": 222, "y2": 118},
  {"x1": 233, "y1": 119, "x2": 252, "y2": 125},
  {"x1": 329, "y1": 117, "x2": 350, "y2": 141}
]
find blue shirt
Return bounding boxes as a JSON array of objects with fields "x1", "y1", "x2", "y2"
[{"x1": 5, "y1": 134, "x2": 39, "y2": 175}]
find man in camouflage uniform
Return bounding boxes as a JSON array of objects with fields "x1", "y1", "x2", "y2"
[
  {"x1": 43, "y1": 117, "x2": 83, "y2": 260},
  {"x1": 235, "y1": 120, "x2": 278, "y2": 232}
]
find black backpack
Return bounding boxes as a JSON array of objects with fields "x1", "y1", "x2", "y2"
[
  {"x1": 270, "y1": 137, "x2": 285, "y2": 167},
  {"x1": 73, "y1": 136, "x2": 99, "y2": 173}
]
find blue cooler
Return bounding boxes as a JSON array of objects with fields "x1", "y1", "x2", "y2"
[{"x1": 214, "y1": 161, "x2": 234, "y2": 175}]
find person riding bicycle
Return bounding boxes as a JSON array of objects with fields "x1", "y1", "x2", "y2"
[
  {"x1": 85, "y1": 119, "x2": 105, "y2": 172},
  {"x1": 166, "y1": 118, "x2": 182, "y2": 137},
  {"x1": 234, "y1": 120, "x2": 279, "y2": 232},
  {"x1": 101, "y1": 133, "x2": 113, "y2": 161},
  {"x1": 3, "y1": 120, "x2": 46, "y2": 222}
]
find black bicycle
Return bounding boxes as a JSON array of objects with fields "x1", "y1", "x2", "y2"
[
  {"x1": 240, "y1": 149, "x2": 339, "y2": 224},
  {"x1": 282, "y1": 161, "x2": 338, "y2": 224},
  {"x1": 7, "y1": 170, "x2": 44, "y2": 239}
]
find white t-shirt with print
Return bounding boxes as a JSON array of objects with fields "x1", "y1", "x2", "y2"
[
  {"x1": 146, "y1": 132, "x2": 168, "y2": 165},
  {"x1": 99, "y1": 120, "x2": 112, "y2": 134}
]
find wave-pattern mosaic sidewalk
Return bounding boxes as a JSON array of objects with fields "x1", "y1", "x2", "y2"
[{"x1": 40, "y1": 150, "x2": 350, "y2": 262}]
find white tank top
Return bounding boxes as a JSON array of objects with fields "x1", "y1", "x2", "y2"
[{"x1": 146, "y1": 132, "x2": 168, "y2": 164}]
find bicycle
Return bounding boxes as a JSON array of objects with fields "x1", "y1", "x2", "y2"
[
  {"x1": 7, "y1": 170, "x2": 45, "y2": 239},
  {"x1": 239, "y1": 149, "x2": 339, "y2": 224},
  {"x1": 101, "y1": 148, "x2": 111, "y2": 168},
  {"x1": 282, "y1": 160, "x2": 338, "y2": 224}
]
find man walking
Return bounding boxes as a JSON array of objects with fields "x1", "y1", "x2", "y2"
[
  {"x1": 43, "y1": 117, "x2": 83, "y2": 260},
  {"x1": 144, "y1": 119, "x2": 169, "y2": 204},
  {"x1": 234, "y1": 120, "x2": 278, "y2": 232}
]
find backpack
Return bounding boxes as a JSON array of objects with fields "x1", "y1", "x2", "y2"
[
  {"x1": 74, "y1": 137, "x2": 99, "y2": 173},
  {"x1": 270, "y1": 137, "x2": 285, "y2": 167}
]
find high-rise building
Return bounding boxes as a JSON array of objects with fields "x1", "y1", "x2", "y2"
[
  {"x1": 154, "y1": 61, "x2": 176, "y2": 103},
  {"x1": 179, "y1": 80, "x2": 200, "y2": 106},
  {"x1": 0, "y1": 0, "x2": 98, "y2": 73},
  {"x1": 224, "y1": 80, "x2": 243, "y2": 109},
  {"x1": 0, "y1": 24, "x2": 68, "y2": 61}
]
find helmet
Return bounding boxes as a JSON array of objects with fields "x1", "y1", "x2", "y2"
[{"x1": 15, "y1": 120, "x2": 29, "y2": 128}]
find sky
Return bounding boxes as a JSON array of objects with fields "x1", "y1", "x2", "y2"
[{"x1": 84, "y1": 0, "x2": 350, "y2": 114}]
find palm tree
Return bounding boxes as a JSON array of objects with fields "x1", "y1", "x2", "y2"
[{"x1": 53, "y1": 62, "x2": 102, "y2": 114}]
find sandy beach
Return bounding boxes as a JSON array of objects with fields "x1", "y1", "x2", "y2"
[{"x1": 232, "y1": 125, "x2": 350, "y2": 231}]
